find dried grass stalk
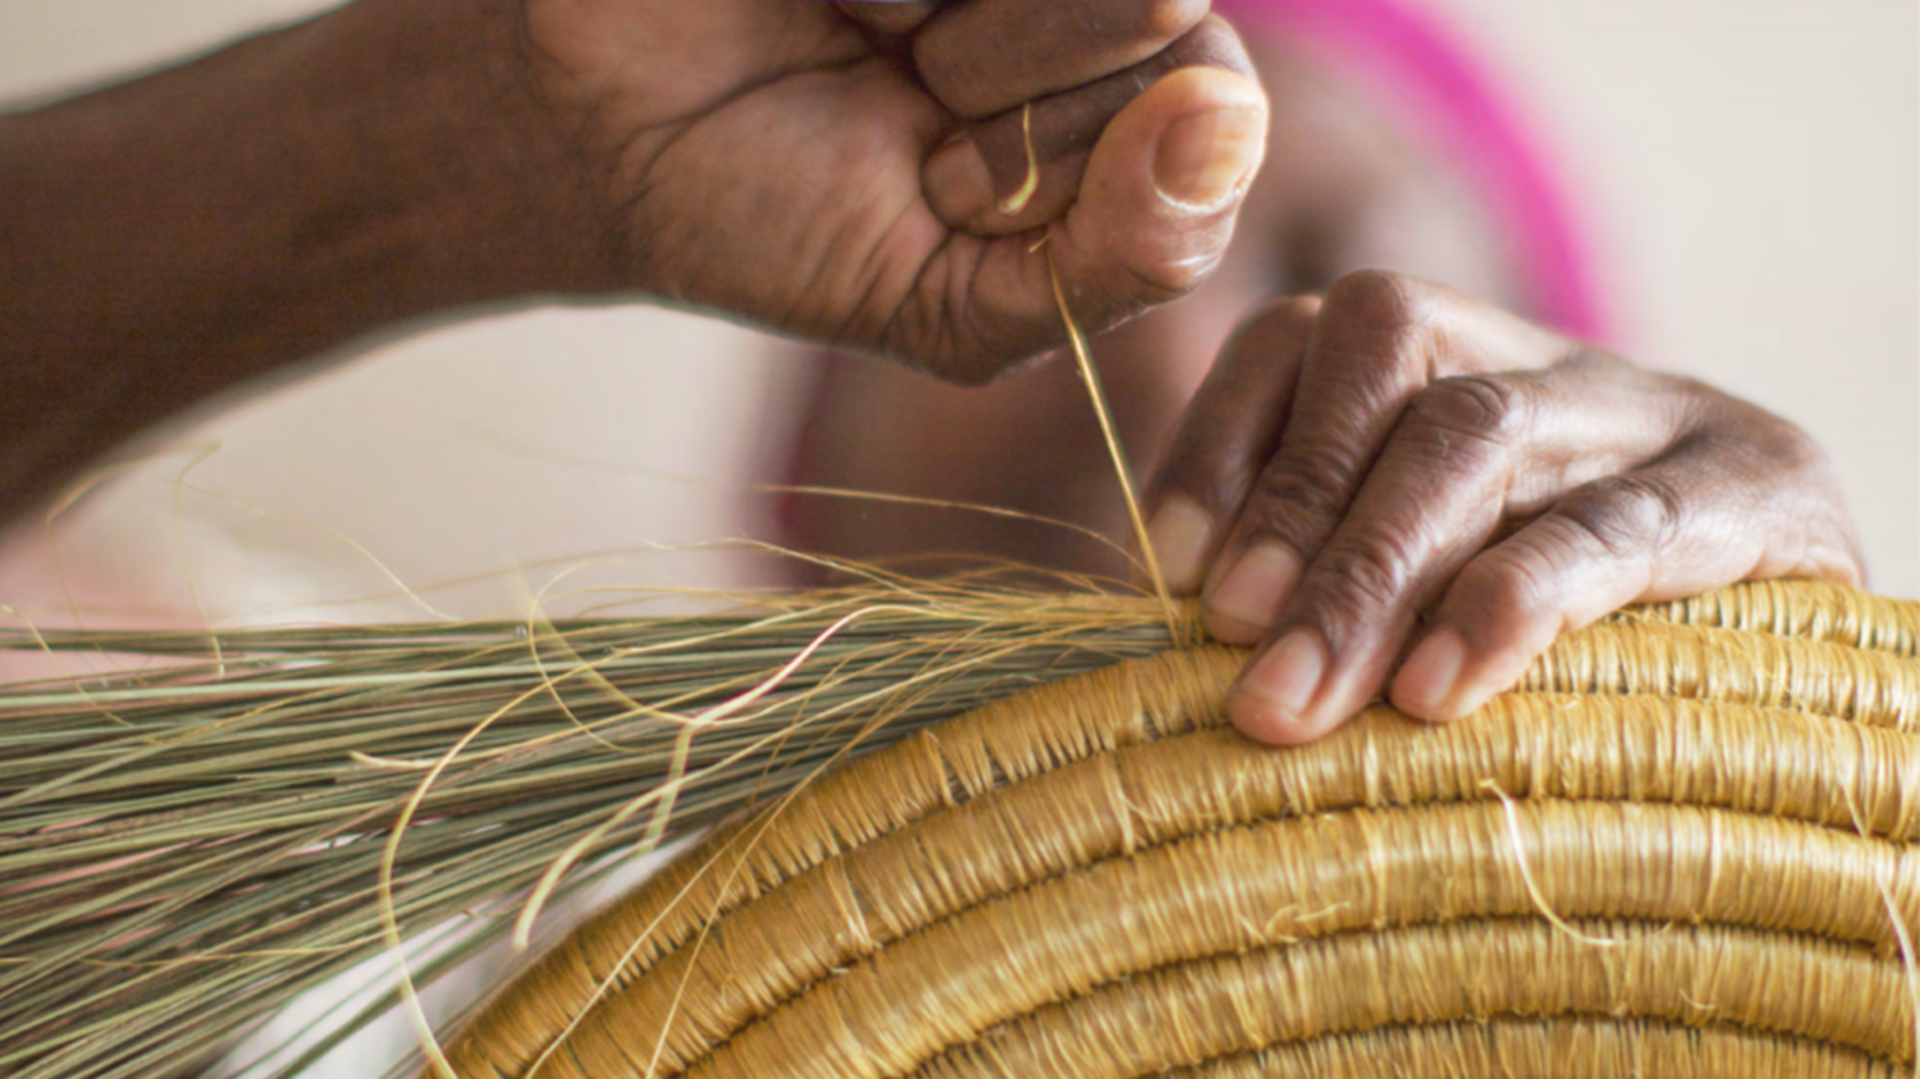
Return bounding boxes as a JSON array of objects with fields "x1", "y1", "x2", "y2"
[
  {"x1": 444, "y1": 579, "x2": 1920, "y2": 1079},
  {"x1": 0, "y1": 573, "x2": 1186, "y2": 1079}
]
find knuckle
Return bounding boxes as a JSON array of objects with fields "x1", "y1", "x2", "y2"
[
  {"x1": 1669, "y1": 395, "x2": 1838, "y2": 513},
  {"x1": 1673, "y1": 401, "x2": 1867, "y2": 586},
  {"x1": 1247, "y1": 444, "x2": 1361, "y2": 541},
  {"x1": 1258, "y1": 294, "x2": 1325, "y2": 338},
  {"x1": 1134, "y1": 0, "x2": 1210, "y2": 44},
  {"x1": 1217, "y1": 294, "x2": 1321, "y2": 362},
  {"x1": 1717, "y1": 401, "x2": 1829, "y2": 479},
  {"x1": 1360, "y1": 376, "x2": 1528, "y2": 501},
  {"x1": 1314, "y1": 271, "x2": 1446, "y2": 393},
  {"x1": 1554, "y1": 344, "x2": 1634, "y2": 378},
  {"x1": 1301, "y1": 529, "x2": 1422, "y2": 624},
  {"x1": 1159, "y1": 15, "x2": 1256, "y2": 78},
  {"x1": 1769, "y1": 421, "x2": 1832, "y2": 476},
  {"x1": 1119, "y1": 238, "x2": 1223, "y2": 302},
  {"x1": 1336, "y1": 523, "x2": 1427, "y2": 598},
  {"x1": 1158, "y1": 434, "x2": 1250, "y2": 518},
  {"x1": 1321, "y1": 269, "x2": 1435, "y2": 335},
  {"x1": 1408, "y1": 374, "x2": 1531, "y2": 445},
  {"x1": 897, "y1": 302, "x2": 1043, "y2": 386},
  {"x1": 1451, "y1": 546, "x2": 1556, "y2": 632},
  {"x1": 1556, "y1": 473, "x2": 1686, "y2": 559},
  {"x1": 1060, "y1": 0, "x2": 1204, "y2": 47}
]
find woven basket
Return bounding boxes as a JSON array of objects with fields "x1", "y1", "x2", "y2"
[{"x1": 444, "y1": 580, "x2": 1920, "y2": 1078}]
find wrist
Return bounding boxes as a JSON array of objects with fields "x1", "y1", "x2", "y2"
[
  {"x1": 271, "y1": 0, "x2": 625, "y2": 325},
  {"x1": 0, "y1": 0, "x2": 622, "y2": 519}
]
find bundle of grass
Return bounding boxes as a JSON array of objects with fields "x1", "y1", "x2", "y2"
[
  {"x1": 443, "y1": 578, "x2": 1920, "y2": 1079},
  {"x1": 0, "y1": 569, "x2": 1190, "y2": 1079},
  {"x1": 0, "y1": 241, "x2": 1189, "y2": 1078}
]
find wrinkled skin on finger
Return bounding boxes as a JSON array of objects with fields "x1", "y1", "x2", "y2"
[
  {"x1": 776, "y1": 41, "x2": 1517, "y2": 589},
  {"x1": 922, "y1": 19, "x2": 1258, "y2": 232},
  {"x1": 509, "y1": 0, "x2": 1266, "y2": 380},
  {"x1": 1143, "y1": 270, "x2": 1864, "y2": 744}
]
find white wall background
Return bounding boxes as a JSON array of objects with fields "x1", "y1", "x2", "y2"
[
  {"x1": 2, "y1": 1, "x2": 1914, "y2": 1073},
  {"x1": 1430, "y1": 0, "x2": 1919, "y2": 597}
]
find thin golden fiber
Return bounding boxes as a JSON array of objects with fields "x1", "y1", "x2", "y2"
[
  {"x1": 671, "y1": 805, "x2": 1914, "y2": 1079},
  {"x1": 910, "y1": 920, "x2": 1908, "y2": 1079},
  {"x1": 1631, "y1": 579, "x2": 1920, "y2": 658},
  {"x1": 444, "y1": 583, "x2": 1920, "y2": 1079},
  {"x1": 474, "y1": 719, "x2": 1920, "y2": 1078},
  {"x1": 1520, "y1": 620, "x2": 1920, "y2": 729},
  {"x1": 1179, "y1": 1016, "x2": 1901, "y2": 1079},
  {"x1": 443, "y1": 648, "x2": 1238, "y2": 1079}
]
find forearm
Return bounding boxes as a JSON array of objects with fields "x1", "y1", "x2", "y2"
[{"x1": 0, "y1": 0, "x2": 608, "y2": 518}]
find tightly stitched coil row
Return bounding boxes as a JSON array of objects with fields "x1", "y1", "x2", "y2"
[{"x1": 444, "y1": 579, "x2": 1920, "y2": 1079}]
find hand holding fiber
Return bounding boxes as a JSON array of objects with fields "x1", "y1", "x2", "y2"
[
  {"x1": 1141, "y1": 270, "x2": 1864, "y2": 743},
  {"x1": 0, "y1": 0, "x2": 1268, "y2": 521},
  {"x1": 502, "y1": 0, "x2": 1264, "y2": 381},
  {"x1": 921, "y1": 16, "x2": 1258, "y2": 232}
]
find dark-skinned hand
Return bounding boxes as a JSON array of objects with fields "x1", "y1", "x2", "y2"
[
  {"x1": 0, "y1": 0, "x2": 1268, "y2": 520},
  {"x1": 1143, "y1": 270, "x2": 1864, "y2": 743},
  {"x1": 515, "y1": 0, "x2": 1267, "y2": 380}
]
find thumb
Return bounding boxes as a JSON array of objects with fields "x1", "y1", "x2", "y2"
[
  {"x1": 1051, "y1": 63, "x2": 1268, "y2": 315},
  {"x1": 905, "y1": 61, "x2": 1267, "y2": 382}
]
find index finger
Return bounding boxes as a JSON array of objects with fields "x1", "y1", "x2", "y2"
[
  {"x1": 836, "y1": 1, "x2": 941, "y2": 37},
  {"x1": 1142, "y1": 295, "x2": 1320, "y2": 593},
  {"x1": 1194, "y1": 273, "x2": 1566, "y2": 643},
  {"x1": 913, "y1": 0, "x2": 1212, "y2": 118}
]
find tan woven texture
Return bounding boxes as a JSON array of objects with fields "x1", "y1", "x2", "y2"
[{"x1": 444, "y1": 580, "x2": 1920, "y2": 1078}]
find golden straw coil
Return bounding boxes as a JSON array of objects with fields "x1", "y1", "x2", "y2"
[{"x1": 446, "y1": 579, "x2": 1920, "y2": 1078}]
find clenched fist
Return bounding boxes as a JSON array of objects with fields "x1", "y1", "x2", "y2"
[
  {"x1": 0, "y1": 0, "x2": 1269, "y2": 519},
  {"x1": 511, "y1": 0, "x2": 1267, "y2": 378}
]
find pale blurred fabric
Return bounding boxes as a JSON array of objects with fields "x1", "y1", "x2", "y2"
[
  {"x1": 1437, "y1": 0, "x2": 1919, "y2": 599},
  {"x1": 0, "y1": 306, "x2": 804, "y2": 631},
  {"x1": 2, "y1": 1, "x2": 1914, "y2": 1073}
]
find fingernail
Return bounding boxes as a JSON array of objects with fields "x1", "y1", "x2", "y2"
[
  {"x1": 1393, "y1": 629, "x2": 1467, "y2": 719},
  {"x1": 923, "y1": 137, "x2": 994, "y2": 223},
  {"x1": 1233, "y1": 630, "x2": 1325, "y2": 736},
  {"x1": 1152, "y1": 106, "x2": 1264, "y2": 212},
  {"x1": 1144, "y1": 497, "x2": 1213, "y2": 593},
  {"x1": 1206, "y1": 542, "x2": 1301, "y2": 641}
]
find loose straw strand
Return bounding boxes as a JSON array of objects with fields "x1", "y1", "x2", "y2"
[
  {"x1": 1480, "y1": 779, "x2": 1622, "y2": 948},
  {"x1": 1044, "y1": 246, "x2": 1185, "y2": 645},
  {"x1": 1883, "y1": 880, "x2": 1920, "y2": 1078},
  {"x1": 997, "y1": 103, "x2": 1040, "y2": 215}
]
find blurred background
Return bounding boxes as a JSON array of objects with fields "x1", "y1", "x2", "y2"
[
  {"x1": 2, "y1": 1, "x2": 1913, "y2": 1073},
  {"x1": 1, "y1": 0, "x2": 1914, "y2": 630}
]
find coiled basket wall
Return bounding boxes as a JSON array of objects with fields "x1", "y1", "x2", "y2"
[{"x1": 442, "y1": 580, "x2": 1920, "y2": 1078}]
